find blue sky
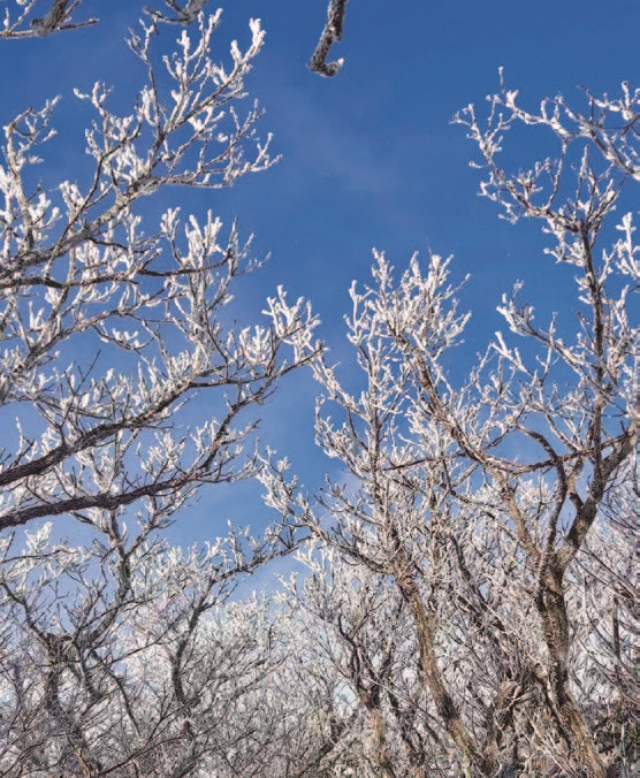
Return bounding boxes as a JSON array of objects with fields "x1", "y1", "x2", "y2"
[{"x1": 1, "y1": 0, "x2": 638, "y2": 548}]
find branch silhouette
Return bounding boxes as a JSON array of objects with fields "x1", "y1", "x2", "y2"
[{"x1": 309, "y1": 0, "x2": 348, "y2": 77}]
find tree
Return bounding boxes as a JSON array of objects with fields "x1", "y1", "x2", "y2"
[
  {"x1": 261, "y1": 77, "x2": 639, "y2": 778},
  {"x1": 2, "y1": 2, "x2": 638, "y2": 776},
  {"x1": 277, "y1": 545, "x2": 409, "y2": 778},
  {"x1": 0, "y1": 2, "x2": 320, "y2": 534},
  {"x1": 0, "y1": 4, "x2": 320, "y2": 776},
  {"x1": 0, "y1": 532, "x2": 296, "y2": 777}
]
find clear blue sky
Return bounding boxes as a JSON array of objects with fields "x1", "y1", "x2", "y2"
[{"x1": 1, "y1": 0, "x2": 638, "y2": 547}]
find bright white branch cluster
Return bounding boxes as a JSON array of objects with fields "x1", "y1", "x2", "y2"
[{"x1": 0, "y1": 10, "x2": 320, "y2": 538}]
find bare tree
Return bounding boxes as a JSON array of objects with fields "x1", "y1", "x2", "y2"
[
  {"x1": 278, "y1": 546, "x2": 410, "y2": 778},
  {"x1": 261, "y1": 78, "x2": 640, "y2": 778},
  {"x1": 0, "y1": 5, "x2": 321, "y2": 775},
  {"x1": 0, "y1": 528, "x2": 302, "y2": 777},
  {"x1": 0, "y1": 7, "x2": 319, "y2": 535},
  {"x1": 2, "y1": 0, "x2": 638, "y2": 773}
]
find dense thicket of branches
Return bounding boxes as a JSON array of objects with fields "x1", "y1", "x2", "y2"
[
  {"x1": 261, "y1": 73, "x2": 640, "y2": 778},
  {"x1": 0, "y1": 3, "x2": 637, "y2": 778},
  {"x1": 0, "y1": 3, "x2": 321, "y2": 776}
]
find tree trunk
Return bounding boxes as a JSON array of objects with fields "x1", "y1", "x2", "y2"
[
  {"x1": 538, "y1": 573, "x2": 607, "y2": 778},
  {"x1": 392, "y1": 552, "x2": 487, "y2": 777}
]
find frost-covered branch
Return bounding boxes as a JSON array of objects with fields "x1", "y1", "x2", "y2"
[
  {"x1": 0, "y1": 0, "x2": 97, "y2": 38},
  {"x1": 308, "y1": 0, "x2": 349, "y2": 77},
  {"x1": 0, "y1": 10, "x2": 320, "y2": 538}
]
